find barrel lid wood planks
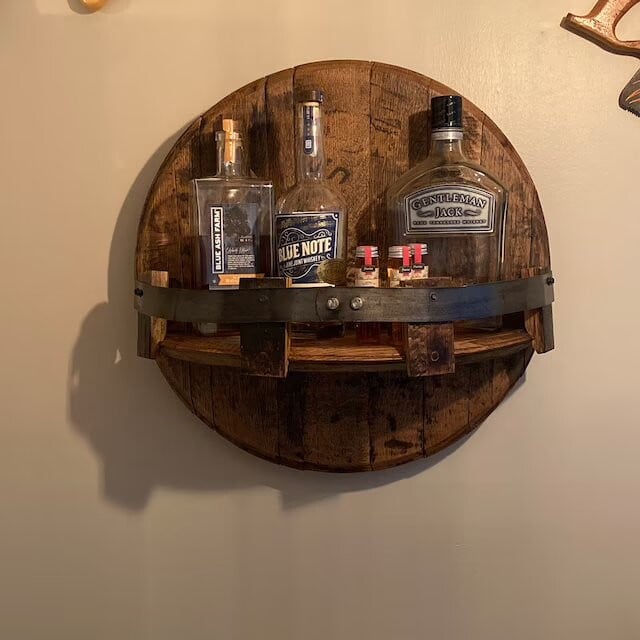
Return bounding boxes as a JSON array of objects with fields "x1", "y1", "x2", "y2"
[{"x1": 136, "y1": 60, "x2": 552, "y2": 472}]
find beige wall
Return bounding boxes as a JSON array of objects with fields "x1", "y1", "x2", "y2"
[{"x1": 2, "y1": 0, "x2": 640, "y2": 638}]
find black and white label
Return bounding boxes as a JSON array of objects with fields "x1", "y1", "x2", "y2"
[
  {"x1": 302, "y1": 105, "x2": 316, "y2": 156},
  {"x1": 275, "y1": 212, "x2": 340, "y2": 286},
  {"x1": 405, "y1": 185, "x2": 495, "y2": 235},
  {"x1": 209, "y1": 203, "x2": 259, "y2": 286}
]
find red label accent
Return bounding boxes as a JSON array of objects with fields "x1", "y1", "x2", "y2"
[
  {"x1": 364, "y1": 246, "x2": 373, "y2": 267},
  {"x1": 413, "y1": 244, "x2": 423, "y2": 265}
]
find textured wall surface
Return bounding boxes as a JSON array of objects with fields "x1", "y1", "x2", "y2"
[{"x1": 2, "y1": 1, "x2": 640, "y2": 638}]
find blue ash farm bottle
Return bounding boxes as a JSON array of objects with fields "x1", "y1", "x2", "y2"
[{"x1": 192, "y1": 118, "x2": 273, "y2": 335}]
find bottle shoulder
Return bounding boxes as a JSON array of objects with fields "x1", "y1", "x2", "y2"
[
  {"x1": 276, "y1": 180, "x2": 346, "y2": 214},
  {"x1": 194, "y1": 175, "x2": 272, "y2": 190}
]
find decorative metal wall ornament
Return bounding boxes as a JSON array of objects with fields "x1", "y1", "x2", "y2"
[{"x1": 562, "y1": 0, "x2": 640, "y2": 116}]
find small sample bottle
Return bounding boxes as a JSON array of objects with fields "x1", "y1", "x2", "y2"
[
  {"x1": 349, "y1": 245, "x2": 380, "y2": 344},
  {"x1": 349, "y1": 245, "x2": 380, "y2": 287},
  {"x1": 410, "y1": 243, "x2": 429, "y2": 279},
  {"x1": 192, "y1": 119, "x2": 273, "y2": 335},
  {"x1": 387, "y1": 245, "x2": 413, "y2": 288}
]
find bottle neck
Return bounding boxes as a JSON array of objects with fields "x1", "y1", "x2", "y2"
[
  {"x1": 429, "y1": 129, "x2": 466, "y2": 161},
  {"x1": 216, "y1": 134, "x2": 245, "y2": 178},
  {"x1": 296, "y1": 102, "x2": 324, "y2": 182}
]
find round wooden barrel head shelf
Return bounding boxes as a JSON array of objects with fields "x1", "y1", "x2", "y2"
[{"x1": 136, "y1": 60, "x2": 553, "y2": 472}]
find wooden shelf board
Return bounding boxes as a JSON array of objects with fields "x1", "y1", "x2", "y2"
[{"x1": 159, "y1": 329, "x2": 532, "y2": 372}]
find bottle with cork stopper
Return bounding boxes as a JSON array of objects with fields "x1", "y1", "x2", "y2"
[{"x1": 192, "y1": 117, "x2": 274, "y2": 334}]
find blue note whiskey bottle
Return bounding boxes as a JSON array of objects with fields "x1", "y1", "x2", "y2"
[{"x1": 274, "y1": 90, "x2": 347, "y2": 288}]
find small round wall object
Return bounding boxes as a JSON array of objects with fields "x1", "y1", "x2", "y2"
[
  {"x1": 136, "y1": 60, "x2": 552, "y2": 472},
  {"x1": 81, "y1": 0, "x2": 108, "y2": 10}
]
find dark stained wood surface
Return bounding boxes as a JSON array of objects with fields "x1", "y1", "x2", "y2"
[
  {"x1": 240, "y1": 278, "x2": 290, "y2": 377},
  {"x1": 137, "y1": 270, "x2": 169, "y2": 358},
  {"x1": 137, "y1": 60, "x2": 551, "y2": 471},
  {"x1": 159, "y1": 329, "x2": 533, "y2": 372}
]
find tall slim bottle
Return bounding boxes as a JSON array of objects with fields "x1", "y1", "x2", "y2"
[{"x1": 274, "y1": 90, "x2": 347, "y2": 288}]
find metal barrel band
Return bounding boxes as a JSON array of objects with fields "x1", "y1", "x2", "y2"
[{"x1": 134, "y1": 272, "x2": 554, "y2": 324}]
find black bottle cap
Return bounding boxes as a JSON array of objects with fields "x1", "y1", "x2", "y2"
[
  {"x1": 431, "y1": 95, "x2": 463, "y2": 129},
  {"x1": 295, "y1": 89, "x2": 325, "y2": 104}
]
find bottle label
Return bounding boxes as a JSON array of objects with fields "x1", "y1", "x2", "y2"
[
  {"x1": 275, "y1": 212, "x2": 340, "y2": 286},
  {"x1": 302, "y1": 105, "x2": 317, "y2": 156},
  {"x1": 404, "y1": 185, "x2": 495, "y2": 234},
  {"x1": 210, "y1": 203, "x2": 260, "y2": 287},
  {"x1": 388, "y1": 267, "x2": 413, "y2": 288},
  {"x1": 348, "y1": 266, "x2": 379, "y2": 288}
]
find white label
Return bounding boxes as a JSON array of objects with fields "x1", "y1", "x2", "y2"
[
  {"x1": 405, "y1": 185, "x2": 495, "y2": 235},
  {"x1": 348, "y1": 266, "x2": 379, "y2": 288}
]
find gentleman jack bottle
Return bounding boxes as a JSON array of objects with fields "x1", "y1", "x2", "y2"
[
  {"x1": 386, "y1": 96, "x2": 508, "y2": 287},
  {"x1": 274, "y1": 90, "x2": 347, "y2": 287}
]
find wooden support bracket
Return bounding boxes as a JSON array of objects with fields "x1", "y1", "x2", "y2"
[
  {"x1": 240, "y1": 278, "x2": 290, "y2": 377},
  {"x1": 403, "y1": 277, "x2": 455, "y2": 377},
  {"x1": 522, "y1": 267, "x2": 555, "y2": 354},
  {"x1": 137, "y1": 270, "x2": 169, "y2": 359}
]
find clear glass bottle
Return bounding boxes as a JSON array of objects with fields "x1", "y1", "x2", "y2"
[
  {"x1": 192, "y1": 118, "x2": 273, "y2": 334},
  {"x1": 274, "y1": 90, "x2": 347, "y2": 288},
  {"x1": 386, "y1": 96, "x2": 508, "y2": 286}
]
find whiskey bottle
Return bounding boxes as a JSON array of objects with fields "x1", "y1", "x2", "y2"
[
  {"x1": 386, "y1": 96, "x2": 508, "y2": 287},
  {"x1": 274, "y1": 90, "x2": 347, "y2": 287},
  {"x1": 193, "y1": 119, "x2": 273, "y2": 290},
  {"x1": 193, "y1": 119, "x2": 273, "y2": 334}
]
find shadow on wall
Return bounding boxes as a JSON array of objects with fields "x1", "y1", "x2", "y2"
[{"x1": 67, "y1": 120, "x2": 517, "y2": 513}]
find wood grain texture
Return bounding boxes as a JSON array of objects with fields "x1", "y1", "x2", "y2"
[
  {"x1": 210, "y1": 368, "x2": 279, "y2": 461},
  {"x1": 137, "y1": 61, "x2": 551, "y2": 472},
  {"x1": 369, "y1": 373, "x2": 424, "y2": 469},
  {"x1": 405, "y1": 323, "x2": 455, "y2": 377},
  {"x1": 159, "y1": 329, "x2": 532, "y2": 371},
  {"x1": 240, "y1": 278, "x2": 290, "y2": 377},
  {"x1": 137, "y1": 270, "x2": 169, "y2": 358},
  {"x1": 302, "y1": 372, "x2": 371, "y2": 471}
]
